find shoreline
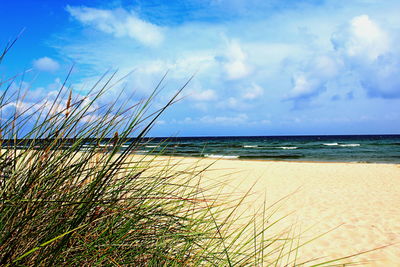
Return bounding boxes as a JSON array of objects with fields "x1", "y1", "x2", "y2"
[{"x1": 138, "y1": 153, "x2": 400, "y2": 165}]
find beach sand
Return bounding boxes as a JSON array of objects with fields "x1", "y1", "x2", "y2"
[{"x1": 147, "y1": 156, "x2": 400, "y2": 266}]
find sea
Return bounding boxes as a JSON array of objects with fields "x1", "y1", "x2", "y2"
[
  {"x1": 6, "y1": 135, "x2": 400, "y2": 163},
  {"x1": 136, "y1": 135, "x2": 400, "y2": 163}
]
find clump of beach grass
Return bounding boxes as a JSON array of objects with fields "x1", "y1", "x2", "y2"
[{"x1": 0, "y1": 39, "x2": 373, "y2": 266}]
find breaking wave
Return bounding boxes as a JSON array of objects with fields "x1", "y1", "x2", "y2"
[
  {"x1": 339, "y1": 144, "x2": 360, "y2": 147},
  {"x1": 204, "y1": 154, "x2": 240, "y2": 159},
  {"x1": 323, "y1": 143, "x2": 339, "y2": 146}
]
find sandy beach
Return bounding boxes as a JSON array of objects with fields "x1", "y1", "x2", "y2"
[{"x1": 149, "y1": 156, "x2": 400, "y2": 266}]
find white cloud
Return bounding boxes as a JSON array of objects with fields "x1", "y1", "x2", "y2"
[
  {"x1": 189, "y1": 89, "x2": 217, "y2": 101},
  {"x1": 7, "y1": 88, "x2": 103, "y2": 124},
  {"x1": 1, "y1": 76, "x2": 107, "y2": 124},
  {"x1": 200, "y1": 113, "x2": 248, "y2": 124},
  {"x1": 313, "y1": 55, "x2": 341, "y2": 78},
  {"x1": 217, "y1": 97, "x2": 240, "y2": 110},
  {"x1": 215, "y1": 94, "x2": 254, "y2": 110},
  {"x1": 33, "y1": 57, "x2": 60, "y2": 72},
  {"x1": 360, "y1": 55, "x2": 400, "y2": 98},
  {"x1": 242, "y1": 83, "x2": 263, "y2": 100},
  {"x1": 138, "y1": 54, "x2": 216, "y2": 77},
  {"x1": 331, "y1": 15, "x2": 400, "y2": 98},
  {"x1": 170, "y1": 113, "x2": 251, "y2": 126},
  {"x1": 55, "y1": 2, "x2": 400, "y2": 135},
  {"x1": 286, "y1": 55, "x2": 340, "y2": 102},
  {"x1": 332, "y1": 15, "x2": 390, "y2": 62},
  {"x1": 223, "y1": 40, "x2": 251, "y2": 80},
  {"x1": 286, "y1": 14, "x2": 400, "y2": 103},
  {"x1": 66, "y1": 6, "x2": 164, "y2": 46},
  {"x1": 155, "y1": 120, "x2": 166, "y2": 125},
  {"x1": 287, "y1": 73, "x2": 323, "y2": 100},
  {"x1": 170, "y1": 113, "x2": 271, "y2": 127}
]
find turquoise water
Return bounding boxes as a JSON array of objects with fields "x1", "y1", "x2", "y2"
[
  {"x1": 10, "y1": 135, "x2": 398, "y2": 163},
  {"x1": 136, "y1": 135, "x2": 400, "y2": 163}
]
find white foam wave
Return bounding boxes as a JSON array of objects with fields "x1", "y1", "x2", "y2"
[
  {"x1": 279, "y1": 146, "x2": 298, "y2": 150},
  {"x1": 323, "y1": 143, "x2": 339, "y2": 146},
  {"x1": 205, "y1": 154, "x2": 239, "y2": 159},
  {"x1": 243, "y1": 145, "x2": 258, "y2": 148},
  {"x1": 99, "y1": 144, "x2": 113, "y2": 148},
  {"x1": 339, "y1": 144, "x2": 360, "y2": 147},
  {"x1": 136, "y1": 150, "x2": 149, "y2": 153},
  {"x1": 145, "y1": 145, "x2": 159, "y2": 148}
]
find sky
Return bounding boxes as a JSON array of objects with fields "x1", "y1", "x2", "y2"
[{"x1": 1, "y1": 0, "x2": 400, "y2": 136}]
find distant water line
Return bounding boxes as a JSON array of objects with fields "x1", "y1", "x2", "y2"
[
  {"x1": 134, "y1": 135, "x2": 400, "y2": 163},
  {"x1": 4, "y1": 135, "x2": 400, "y2": 163}
]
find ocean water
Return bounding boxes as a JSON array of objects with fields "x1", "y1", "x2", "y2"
[
  {"x1": 6, "y1": 135, "x2": 399, "y2": 163},
  {"x1": 136, "y1": 135, "x2": 400, "y2": 163}
]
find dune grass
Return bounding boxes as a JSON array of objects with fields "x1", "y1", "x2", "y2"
[{"x1": 0, "y1": 40, "x2": 374, "y2": 266}]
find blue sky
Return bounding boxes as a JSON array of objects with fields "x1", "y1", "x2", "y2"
[{"x1": 1, "y1": 0, "x2": 400, "y2": 136}]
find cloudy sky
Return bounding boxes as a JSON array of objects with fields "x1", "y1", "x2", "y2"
[{"x1": 1, "y1": 0, "x2": 400, "y2": 136}]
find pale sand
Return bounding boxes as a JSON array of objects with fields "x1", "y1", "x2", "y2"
[{"x1": 146, "y1": 156, "x2": 400, "y2": 266}]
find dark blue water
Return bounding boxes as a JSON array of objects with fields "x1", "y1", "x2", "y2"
[
  {"x1": 134, "y1": 135, "x2": 400, "y2": 163},
  {"x1": 6, "y1": 135, "x2": 400, "y2": 163}
]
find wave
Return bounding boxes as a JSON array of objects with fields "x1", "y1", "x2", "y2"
[
  {"x1": 278, "y1": 146, "x2": 298, "y2": 150},
  {"x1": 136, "y1": 150, "x2": 149, "y2": 153},
  {"x1": 240, "y1": 155, "x2": 303, "y2": 159},
  {"x1": 204, "y1": 154, "x2": 239, "y2": 159},
  {"x1": 339, "y1": 144, "x2": 360, "y2": 147},
  {"x1": 98, "y1": 144, "x2": 114, "y2": 148},
  {"x1": 243, "y1": 145, "x2": 258, "y2": 148},
  {"x1": 145, "y1": 145, "x2": 159, "y2": 148},
  {"x1": 323, "y1": 143, "x2": 339, "y2": 146}
]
